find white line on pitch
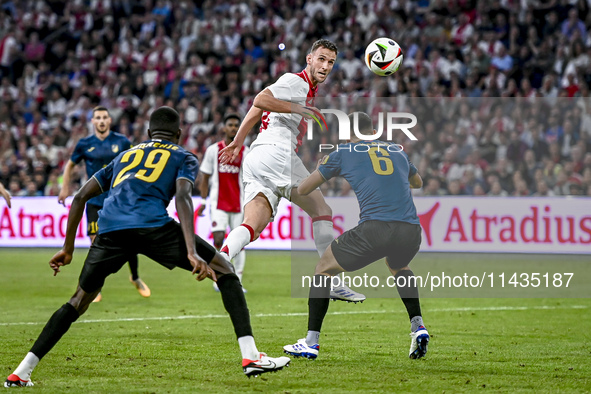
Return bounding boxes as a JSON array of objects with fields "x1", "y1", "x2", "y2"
[{"x1": 0, "y1": 304, "x2": 587, "y2": 327}]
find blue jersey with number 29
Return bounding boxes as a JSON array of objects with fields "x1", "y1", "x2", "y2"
[
  {"x1": 318, "y1": 141, "x2": 419, "y2": 225},
  {"x1": 93, "y1": 139, "x2": 199, "y2": 234}
]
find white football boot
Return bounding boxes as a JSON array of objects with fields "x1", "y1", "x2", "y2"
[
  {"x1": 409, "y1": 326, "x2": 429, "y2": 359},
  {"x1": 242, "y1": 353, "x2": 291, "y2": 377},
  {"x1": 283, "y1": 338, "x2": 320, "y2": 359}
]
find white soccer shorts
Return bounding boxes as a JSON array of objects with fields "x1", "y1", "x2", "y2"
[
  {"x1": 210, "y1": 208, "x2": 244, "y2": 233},
  {"x1": 243, "y1": 143, "x2": 310, "y2": 220}
]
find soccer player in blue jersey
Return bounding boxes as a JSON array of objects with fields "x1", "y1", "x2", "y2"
[
  {"x1": 283, "y1": 112, "x2": 429, "y2": 360},
  {"x1": 4, "y1": 107, "x2": 289, "y2": 387},
  {"x1": 58, "y1": 106, "x2": 150, "y2": 301}
]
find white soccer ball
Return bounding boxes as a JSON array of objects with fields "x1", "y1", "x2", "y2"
[{"x1": 364, "y1": 37, "x2": 404, "y2": 76}]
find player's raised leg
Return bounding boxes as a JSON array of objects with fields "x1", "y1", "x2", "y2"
[
  {"x1": 220, "y1": 193, "x2": 272, "y2": 260},
  {"x1": 211, "y1": 220, "x2": 247, "y2": 293},
  {"x1": 291, "y1": 187, "x2": 366, "y2": 303}
]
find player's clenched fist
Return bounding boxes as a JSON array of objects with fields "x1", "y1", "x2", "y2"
[{"x1": 49, "y1": 249, "x2": 73, "y2": 276}]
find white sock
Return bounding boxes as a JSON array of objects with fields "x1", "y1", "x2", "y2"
[
  {"x1": 13, "y1": 352, "x2": 39, "y2": 381},
  {"x1": 312, "y1": 219, "x2": 334, "y2": 257},
  {"x1": 238, "y1": 335, "x2": 259, "y2": 360},
  {"x1": 233, "y1": 250, "x2": 246, "y2": 282},
  {"x1": 411, "y1": 316, "x2": 424, "y2": 332},
  {"x1": 222, "y1": 225, "x2": 252, "y2": 260},
  {"x1": 305, "y1": 330, "x2": 320, "y2": 346}
]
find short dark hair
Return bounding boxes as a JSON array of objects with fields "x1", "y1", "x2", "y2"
[
  {"x1": 310, "y1": 39, "x2": 338, "y2": 55},
  {"x1": 224, "y1": 113, "x2": 241, "y2": 124},
  {"x1": 149, "y1": 106, "x2": 180, "y2": 136},
  {"x1": 349, "y1": 112, "x2": 373, "y2": 135},
  {"x1": 92, "y1": 106, "x2": 110, "y2": 116}
]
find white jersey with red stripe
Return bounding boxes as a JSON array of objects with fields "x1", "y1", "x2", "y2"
[
  {"x1": 200, "y1": 141, "x2": 248, "y2": 213},
  {"x1": 251, "y1": 70, "x2": 318, "y2": 152}
]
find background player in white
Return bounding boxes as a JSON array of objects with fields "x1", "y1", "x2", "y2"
[
  {"x1": 198, "y1": 114, "x2": 248, "y2": 292},
  {"x1": 219, "y1": 39, "x2": 365, "y2": 302}
]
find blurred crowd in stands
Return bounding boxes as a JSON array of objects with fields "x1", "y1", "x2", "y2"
[{"x1": 0, "y1": 0, "x2": 590, "y2": 198}]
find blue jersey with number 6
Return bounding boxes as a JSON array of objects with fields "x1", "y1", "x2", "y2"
[
  {"x1": 93, "y1": 139, "x2": 199, "y2": 234},
  {"x1": 318, "y1": 141, "x2": 419, "y2": 225}
]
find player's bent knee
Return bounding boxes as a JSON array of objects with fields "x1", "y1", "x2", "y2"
[
  {"x1": 209, "y1": 252, "x2": 236, "y2": 276},
  {"x1": 315, "y1": 262, "x2": 344, "y2": 276},
  {"x1": 314, "y1": 246, "x2": 345, "y2": 276},
  {"x1": 388, "y1": 263, "x2": 410, "y2": 276},
  {"x1": 216, "y1": 272, "x2": 240, "y2": 285},
  {"x1": 68, "y1": 285, "x2": 100, "y2": 316}
]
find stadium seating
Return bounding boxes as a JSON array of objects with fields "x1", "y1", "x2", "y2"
[{"x1": 0, "y1": 0, "x2": 590, "y2": 197}]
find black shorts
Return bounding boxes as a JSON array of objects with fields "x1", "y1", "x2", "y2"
[
  {"x1": 331, "y1": 220, "x2": 421, "y2": 271},
  {"x1": 78, "y1": 221, "x2": 216, "y2": 293},
  {"x1": 86, "y1": 204, "x2": 101, "y2": 236}
]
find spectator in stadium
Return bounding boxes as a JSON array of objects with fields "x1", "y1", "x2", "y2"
[
  {"x1": 513, "y1": 178, "x2": 530, "y2": 196},
  {"x1": 561, "y1": 8, "x2": 586, "y2": 41},
  {"x1": 283, "y1": 112, "x2": 429, "y2": 361},
  {"x1": 58, "y1": 106, "x2": 150, "y2": 302},
  {"x1": 447, "y1": 179, "x2": 464, "y2": 195},
  {"x1": 198, "y1": 113, "x2": 249, "y2": 292},
  {"x1": 3, "y1": 107, "x2": 290, "y2": 387},
  {"x1": 533, "y1": 179, "x2": 555, "y2": 196},
  {"x1": 218, "y1": 38, "x2": 365, "y2": 303},
  {"x1": 423, "y1": 178, "x2": 446, "y2": 196}
]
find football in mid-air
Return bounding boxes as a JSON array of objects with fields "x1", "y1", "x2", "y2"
[{"x1": 364, "y1": 37, "x2": 403, "y2": 76}]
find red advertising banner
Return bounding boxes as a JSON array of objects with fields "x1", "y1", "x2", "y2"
[{"x1": 0, "y1": 197, "x2": 589, "y2": 254}]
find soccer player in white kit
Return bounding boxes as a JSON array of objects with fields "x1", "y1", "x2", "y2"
[
  {"x1": 198, "y1": 114, "x2": 248, "y2": 291},
  {"x1": 219, "y1": 39, "x2": 365, "y2": 302}
]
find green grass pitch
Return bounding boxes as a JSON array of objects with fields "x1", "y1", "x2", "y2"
[{"x1": 0, "y1": 248, "x2": 589, "y2": 393}]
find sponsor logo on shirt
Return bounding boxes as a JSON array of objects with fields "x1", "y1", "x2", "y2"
[{"x1": 219, "y1": 164, "x2": 240, "y2": 174}]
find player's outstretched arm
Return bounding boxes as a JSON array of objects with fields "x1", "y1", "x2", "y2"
[
  {"x1": 196, "y1": 172, "x2": 210, "y2": 216},
  {"x1": 51, "y1": 177, "x2": 102, "y2": 275},
  {"x1": 219, "y1": 104, "x2": 263, "y2": 164},
  {"x1": 0, "y1": 183, "x2": 11, "y2": 208},
  {"x1": 298, "y1": 156, "x2": 329, "y2": 195},
  {"x1": 175, "y1": 179, "x2": 216, "y2": 281},
  {"x1": 58, "y1": 160, "x2": 77, "y2": 206},
  {"x1": 298, "y1": 171, "x2": 326, "y2": 195}
]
